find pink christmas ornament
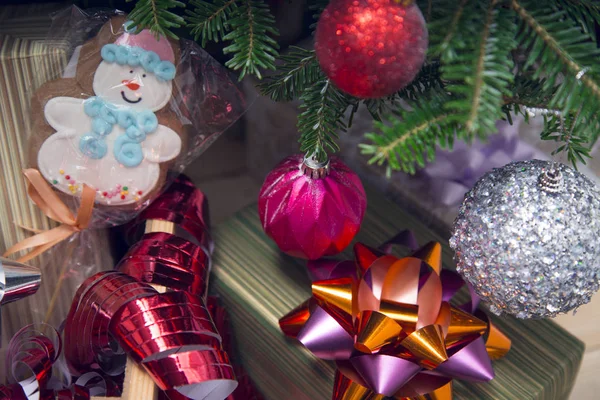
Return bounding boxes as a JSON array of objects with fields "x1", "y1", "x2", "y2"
[{"x1": 259, "y1": 154, "x2": 367, "y2": 260}]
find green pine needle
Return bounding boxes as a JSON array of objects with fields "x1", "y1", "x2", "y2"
[
  {"x1": 223, "y1": 0, "x2": 280, "y2": 79},
  {"x1": 298, "y1": 76, "x2": 354, "y2": 162},
  {"x1": 258, "y1": 47, "x2": 320, "y2": 101},
  {"x1": 441, "y1": 1, "x2": 517, "y2": 139},
  {"x1": 127, "y1": 0, "x2": 186, "y2": 39},
  {"x1": 185, "y1": 0, "x2": 237, "y2": 46},
  {"x1": 360, "y1": 90, "x2": 458, "y2": 175}
]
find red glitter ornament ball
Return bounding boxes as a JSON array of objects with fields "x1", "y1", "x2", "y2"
[{"x1": 315, "y1": 0, "x2": 428, "y2": 98}]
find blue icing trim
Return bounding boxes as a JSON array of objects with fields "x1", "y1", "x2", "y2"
[
  {"x1": 137, "y1": 110, "x2": 158, "y2": 133},
  {"x1": 128, "y1": 47, "x2": 143, "y2": 67},
  {"x1": 126, "y1": 125, "x2": 146, "y2": 142},
  {"x1": 155, "y1": 61, "x2": 176, "y2": 81},
  {"x1": 100, "y1": 44, "x2": 119, "y2": 63},
  {"x1": 118, "y1": 109, "x2": 136, "y2": 129},
  {"x1": 92, "y1": 118, "x2": 112, "y2": 136},
  {"x1": 83, "y1": 97, "x2": 103, "y2": 117},
  {"x1": 114, "y1": 135, "x2": 144, "y2": 167},
  {"x1": 80, "y1": 134, "x2": 107, "y2": 159},
  {"x1": 115, "y1": 46, "x2": 130, "y2": 65},
  {"x1": 123, "y1": 20, "x2": 136, "y2": 33},
  {"x1": 78, "y1": 97, "x2": 160, "y2": 167},
  {"x1": 100, "y1": 104, "x2": 119, "y2": 125},
  {"x1": 100, "y1": 44, "x2": 175, "y2": 81},
  {"x1": 141, "y1": 51, "x2": 161, "y2": 72}
]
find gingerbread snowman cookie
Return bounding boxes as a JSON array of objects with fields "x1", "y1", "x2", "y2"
[{"x1": 35, "y1": 19, "x2": 183, "y2": 206}]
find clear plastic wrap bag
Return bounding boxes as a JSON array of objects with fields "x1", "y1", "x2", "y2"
[{"x1": 29, "y1": 6, "x2": 248, "y2": 228}]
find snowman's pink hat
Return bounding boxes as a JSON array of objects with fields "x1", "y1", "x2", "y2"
[{"x1": 115, "y1": 29, "x2": 175, "y2": 64}]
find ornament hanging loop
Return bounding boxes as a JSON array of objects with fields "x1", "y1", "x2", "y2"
[{"x1": 302, "y1": 153, "x2": 330, "y2": 179}]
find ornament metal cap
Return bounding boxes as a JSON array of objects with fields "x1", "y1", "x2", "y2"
[
  {"x1": 302, "y1": 154, "x2": 330, "y2": 179},
  {"x1": 538, "y1": 165, "x2": 563, "y2": 193},
  {"x1": 0, "y1": 257, "x2": 42, "y2": 306}
]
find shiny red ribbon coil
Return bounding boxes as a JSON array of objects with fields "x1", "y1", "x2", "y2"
[
  {"x1": 63, "y1": 271, "x2": 238, "y2": 399},
  {"x1": 117, "y1": 232, "x2": 210, "y2": 295},
  {"x1": 0, "y1": 324, "x2": 112, "y2": 400},
  {"x1": 124, "y1": 175, "x2": 212, "y2": 251}
]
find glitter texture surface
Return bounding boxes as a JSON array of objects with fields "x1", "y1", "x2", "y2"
[
  {"x1": 450, "y1": 160, "x2": 600, "y2": 319},
  {"x1": 314, "y1": 0, "x2": 428, "y2": 98}
]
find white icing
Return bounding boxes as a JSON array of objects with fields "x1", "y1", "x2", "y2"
[
  {"x1": 92, "y1": 61, "x2": 173, "y2": 111},
  {"x1": 38, "y1": 62, "x2": 181, "y2": 206}
]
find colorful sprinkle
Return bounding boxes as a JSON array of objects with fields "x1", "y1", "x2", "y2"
[
  {"x1": 138, "y1": 190, "x2": 143, "y2": 195},
  {"x1": 102, "y1": 191, "x2": 108, "y2": 197},
  {"x1": 120, "y1": 191, "x2": 126, "y2": 196},
  {"x1": 59, "y1": 169, "x2": 65, "y2": 175},
  {"x1": 117, "y1": 184, "x2": 122, "y2": 189},
  {"x1": 121, "y1": 195, "x2": 126, "y2": 200},
  {"x1": 52, "y1": 179, "x2": 58, "y2": 184},
  {"x1": 69, "y1": 179, "x2": 76, "y2": 185},
  {"x1": 65, "y1": 175, "x2": 71, "y2": 180},
  {"x1": 123, "y1": 186, "x2": 128, "y2": 191},
  {"x1": 134, "y1": 196, "x2": 139, "y2": 201},
  {"x1": 107, "y1": 194, "x2": 113, "y2": 199}
]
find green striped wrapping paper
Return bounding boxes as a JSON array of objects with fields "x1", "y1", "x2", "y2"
[
  {"x1": 211, "y1": 188, "x2": 584, "y2": 400},
  {"x1": 0, "y1": 6, "x2": 115, "y2": 376}
]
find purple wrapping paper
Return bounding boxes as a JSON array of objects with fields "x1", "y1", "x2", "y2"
[{"x1": 421, "y1": 119, "x2": 547, "y2": 207}]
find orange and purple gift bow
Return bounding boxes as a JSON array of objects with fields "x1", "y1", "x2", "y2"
[{"x1": 279, "y1": 231, "x2": 511, "y2": 400}]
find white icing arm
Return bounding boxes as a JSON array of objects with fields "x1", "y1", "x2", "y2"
[
  {"x1": 44, "y1": 97, "x2": 89, "y2": 133},
  {"x1": 143, "y1": 125, "x2": 182, "y2": 163}
]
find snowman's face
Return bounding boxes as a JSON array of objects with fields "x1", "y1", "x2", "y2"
[{"x1": 92, "y1": 61, "x2": 172, "y2": 112}]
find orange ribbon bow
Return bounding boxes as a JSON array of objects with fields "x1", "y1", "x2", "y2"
[{"x1": 3, "y1": 169, "x2": 95, "y2": 262}]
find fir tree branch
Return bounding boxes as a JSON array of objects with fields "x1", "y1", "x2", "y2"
[
  {"x1": 223, "y1": 0, "x2": 280, "y2": 79},
  {"x1": 541, "y1": 107, "x2": 592, "y2": 167},
  {"x1": 360, "y1": 90, "x2": 458, "y2": 175},
  {"x1": 512, "y1": 0, "x2": 600, "y2": 158},
  {"x1": 185, "y1": 0, "x2": 237, "y2": 46},
  {"x1": 127, "y1": 0, "x2": 185, "y2": 39},
  {"x1": 257, "y1": 47, "x2": 320, "y2": 101},
  {"x1": 298, "y1": 76, "x2": 353, "y2": 162},
  {"x1": 555, "y1": 0, "x2": 600, "y2": 36},
  {"x1": 442, "y1": 1, "x2": 517, "y2": 138},
  {"x1": 429, "y1": 0, "x2": 470, "y2": 58}
]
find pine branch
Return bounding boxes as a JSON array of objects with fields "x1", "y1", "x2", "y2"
[
  {"x1": 309, "y1": 0, "x2": 329, "y2": 31},
  {"x1": 127, "y1": 0, "x2": 185, "y2": 39},
  {"x1": 298, "y1": 75, "x2": 354, "y2": 162},
  {"x1": 185, "y1": 0, "x2": 237, "y2": 46},
  {"x1": 428, "y1": 0, "x2": 470, "y2": 58},
  {"x1": 541, "y1": 108, "x2": 592, "y2": 167},
  {"x1": 554, "y1": 0, "x2": 600, "y2": 37},
  {"x1": 442, "y1": 1, "x2": 517, "y2": 138},
  {"x1": 257, "y1": 47, "x2": 320, "y2": 101},
  {"x1": 513, "y1": 0, "x2": 600, "y2": 158},
  {"x1": 223, "y1": 0, "x2": 280, "y2": 79},
  {"x1": 360, "y1": 90, "x2": 458, "y2": 175}
]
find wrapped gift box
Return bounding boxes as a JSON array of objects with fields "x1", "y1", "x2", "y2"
[
  {"x1": 0, "y1": 4, "x2": 114, "y2": 371},
  {"x1": 211, "y1": 187, "x2": 584, "y2": 400}
]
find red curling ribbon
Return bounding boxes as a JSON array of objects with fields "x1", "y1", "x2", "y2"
[
  {"x1": 124, "y1": 175, "x2": 212, "y2": 251},
  {"x1": 63, "y1": 270, "x2": 239, "y2": 399},
  {"x1": 1, "y1": 324, "x2": 113, "y2": 400},
  {"x1": 206, "y1": 297, "x2": 264, "y2": 400},
  {"x1": 64, "y1": 272, "x2": 157, "y2": 375},
  {"x1": 117, "y1": 232, "x2": 210, "y2": 295},
  {"x1": 110, "y1": 291, "x2": 221, "y2": 363}
]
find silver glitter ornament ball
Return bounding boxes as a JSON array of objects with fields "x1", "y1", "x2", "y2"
[{"x1": 450, "y1": 160, "x2": 600, "y2": 319}]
